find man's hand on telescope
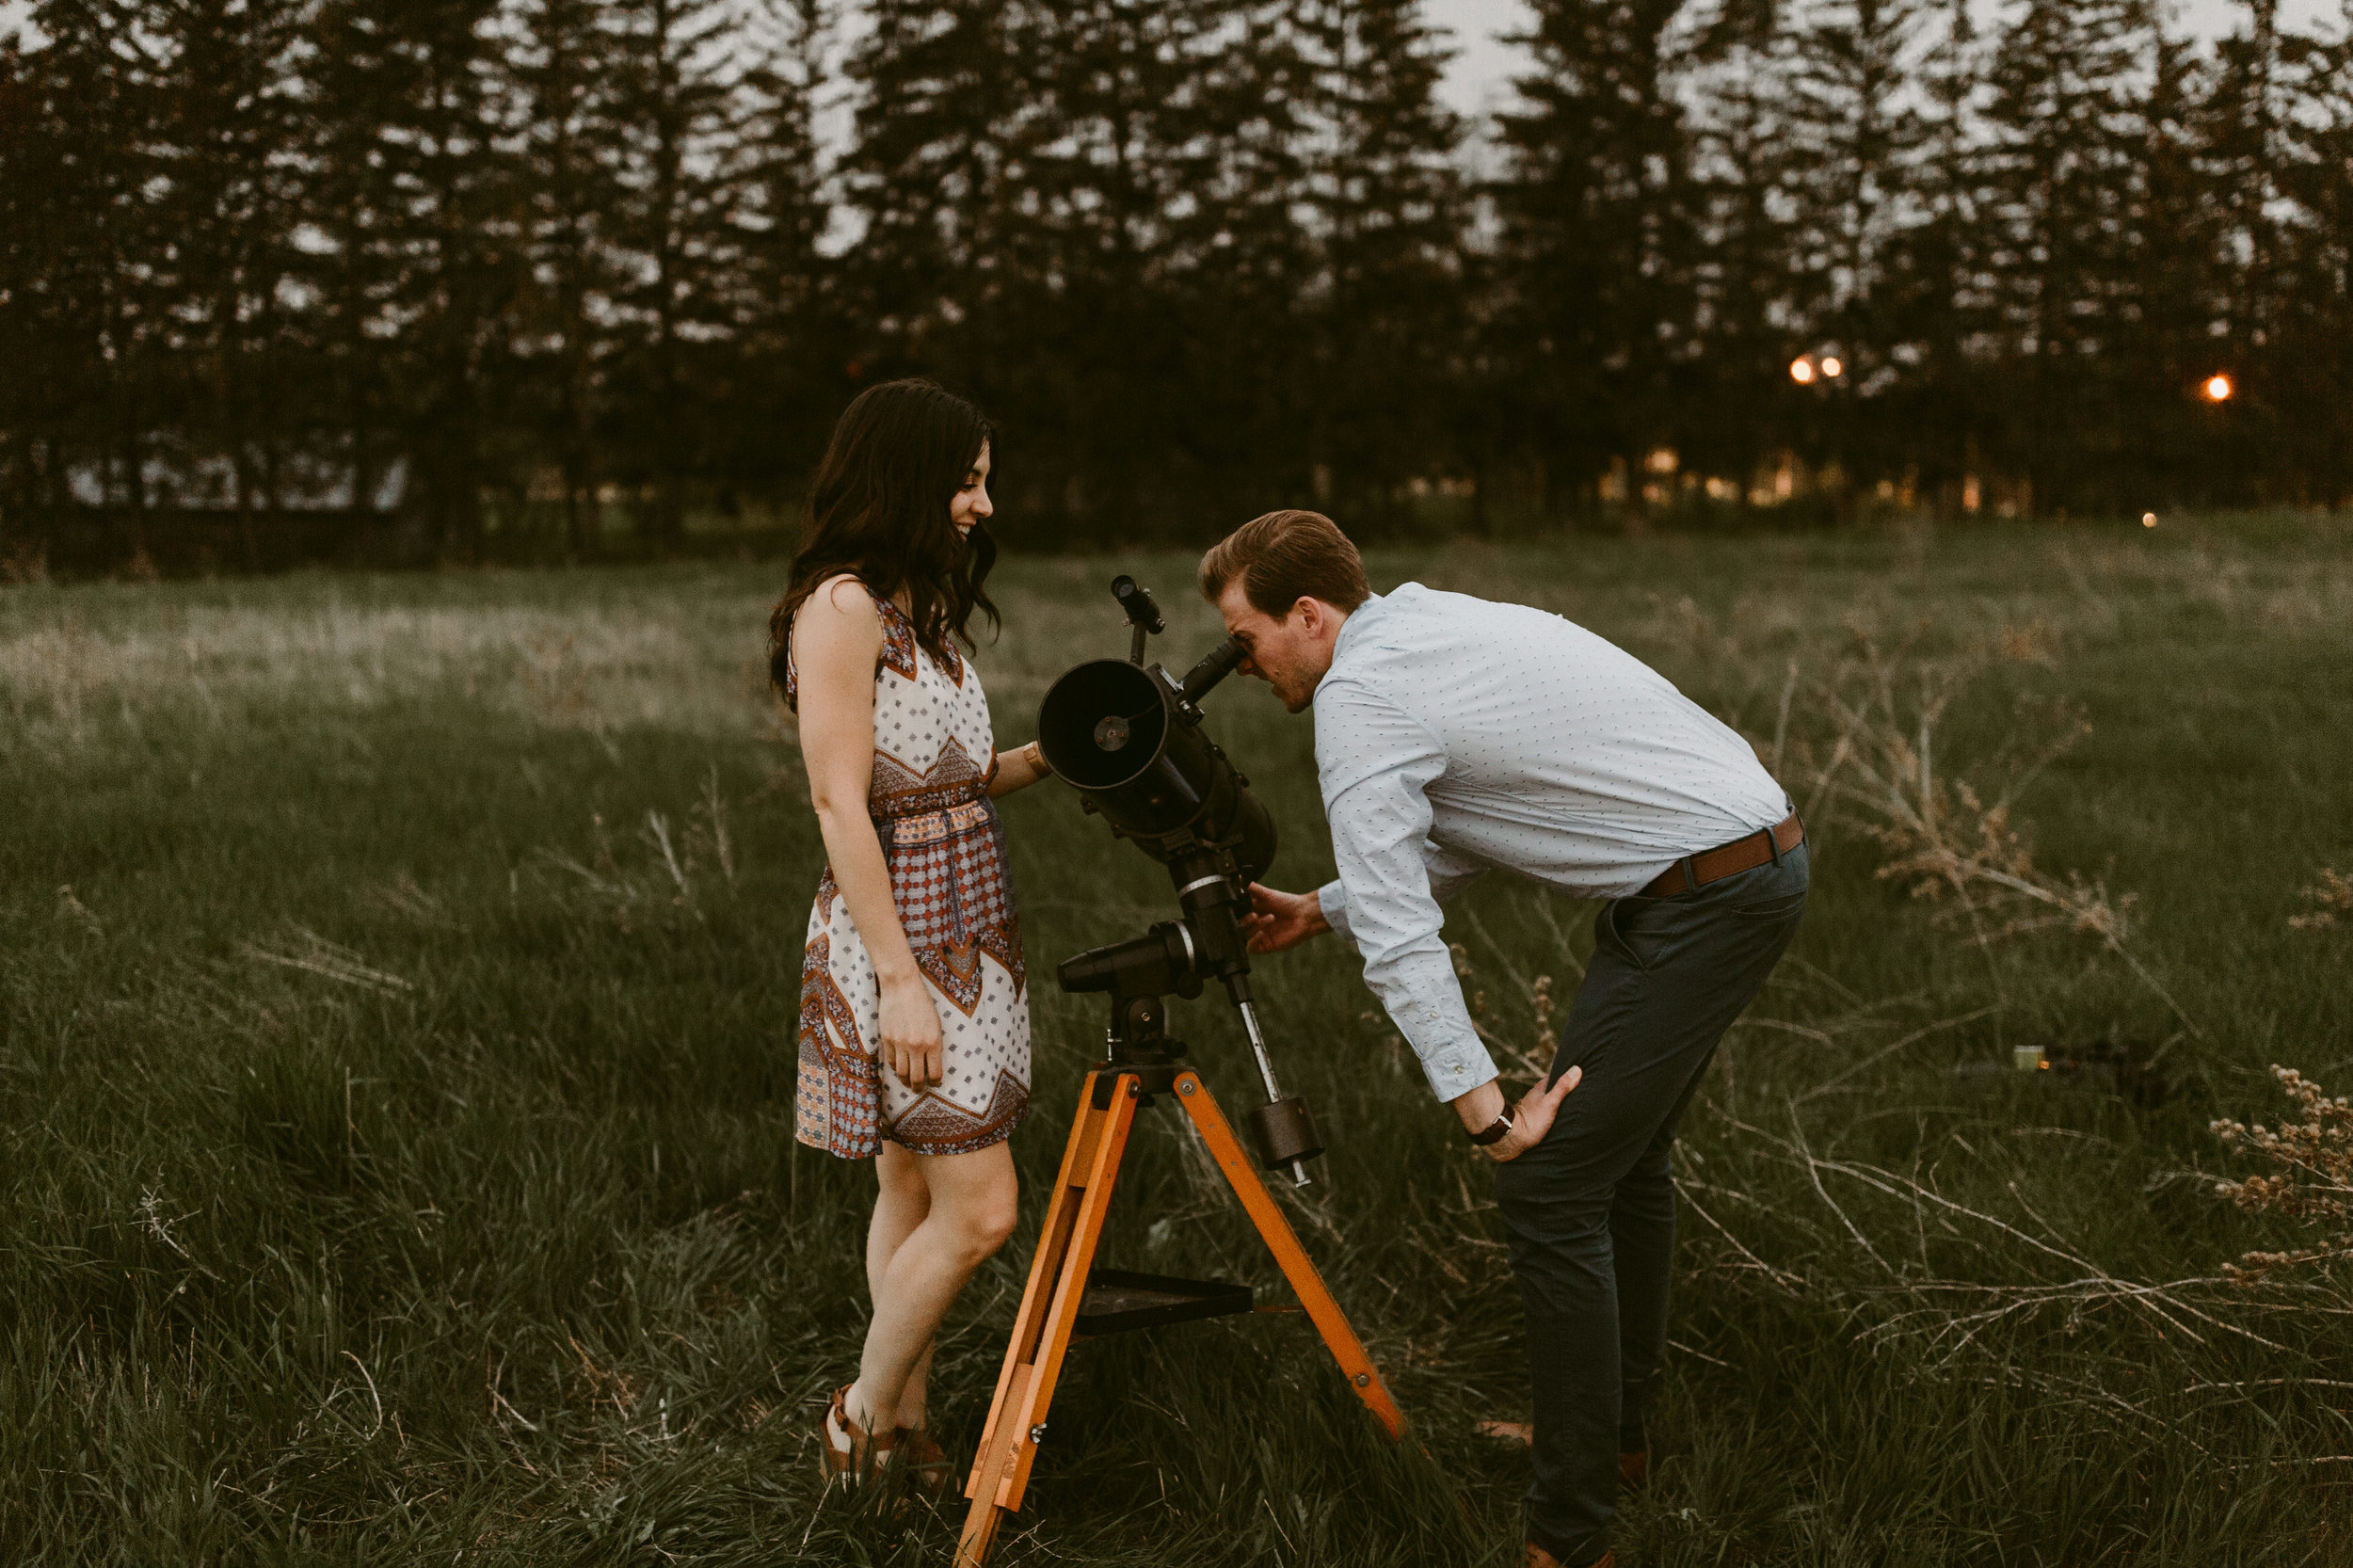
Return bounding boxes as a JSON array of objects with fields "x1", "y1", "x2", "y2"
[
  {"x1": 1242, "y1": 884, "x2": 1330, "y2": 953},
  {"x1": 878, "y1": 973, "x2": 946, "y2": 1090},
  {"x1": 1453, "y1": 1067, "x2": 1584, "y2": 1163}
]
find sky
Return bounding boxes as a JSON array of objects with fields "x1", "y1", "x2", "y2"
[
  {"x1": 1421, "y1": 0, "x2": 2338, "y2": 121},
  {"x1": 0, "y1": 0, "x2": 2336, "y2": 126}
]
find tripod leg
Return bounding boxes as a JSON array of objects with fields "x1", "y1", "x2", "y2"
[
  {"x1": 957, "y1": 1070, "x2": 1143, "y2": 1567},
  {"x1": 1171, "y1": 1070, "x2": 1406, "y2": 1441}
]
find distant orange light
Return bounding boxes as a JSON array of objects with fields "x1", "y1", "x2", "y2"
[
  {"x1": 2142, "y1": 512, "x2": 2157, "y2": 528},
  {"x1": 1790, "y1": 358, "x2": 1817, "y2": 385},
  {"x1": 2202, "y1": 373, "x2": 2234, "y2": 403},
  {"x1": 1820, "y1": 355, "x2": 1844, "y2": 378}
]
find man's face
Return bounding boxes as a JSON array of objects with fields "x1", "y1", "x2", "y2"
[{"x1": 1216, "y1": 580, "x2": 1336, "y2": 714}]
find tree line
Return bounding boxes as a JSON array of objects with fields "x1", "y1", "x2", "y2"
[{"x1": 3, "y1": 0, "x2": 2349, "y2": 566}]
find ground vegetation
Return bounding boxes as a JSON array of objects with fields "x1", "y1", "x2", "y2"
[{"x1": 4, "y1": 519, "x2": 2349, "y2": 1561}]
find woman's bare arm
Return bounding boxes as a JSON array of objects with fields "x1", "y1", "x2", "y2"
[
  {"x1": 987, "y1": 740, "x2": 1052, "y2": 798},
  {"x1": 794, "y1": 577, "x2": 945, "y2": 1090}
]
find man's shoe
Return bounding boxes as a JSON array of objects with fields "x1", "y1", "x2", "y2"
[{"x1": 1526, "y1": 1547, "x2": 1615, "y2": 1568}]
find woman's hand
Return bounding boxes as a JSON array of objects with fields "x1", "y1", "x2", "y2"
[
  {"x1": 1241, "y1": 884, "x2": 1330, "y2": 953},
  {"x1": 878, "y1": 973, "x2": 945, "y2": 1090}
]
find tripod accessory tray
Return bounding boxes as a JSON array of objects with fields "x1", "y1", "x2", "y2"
[{"x1": 1075, "y1": 1269, "x2": 1254, "y2": 1337}]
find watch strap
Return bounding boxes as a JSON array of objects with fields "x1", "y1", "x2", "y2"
[{"x1": 1468, "y1": 1111, "x2": 1514, "y2": 1146}]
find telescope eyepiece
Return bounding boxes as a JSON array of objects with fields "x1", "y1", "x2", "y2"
[{"x1": 1178, "y1": 635, "x2": 1248, "y2": 706}]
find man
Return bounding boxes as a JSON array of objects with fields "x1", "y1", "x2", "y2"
[{"x1": 1202, "y1": 510, "x2": 1807, "y2": 1568}]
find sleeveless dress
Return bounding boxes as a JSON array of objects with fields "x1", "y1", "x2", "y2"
[{"x1": 787, "y1": 589, "x2": 1031, "y2": 1160}]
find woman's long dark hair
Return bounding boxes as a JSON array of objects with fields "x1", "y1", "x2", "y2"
[{"x1": 768, "y1": 378, "x2": 1000, "y2": 700}]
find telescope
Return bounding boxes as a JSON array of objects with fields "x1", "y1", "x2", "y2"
[
  {"x1": 1035, "y1": 576, "x2": 1321, "y2": 1184},
  {"x1": 958, "y1": 577, "x2": 1401, "y2": 1566}
]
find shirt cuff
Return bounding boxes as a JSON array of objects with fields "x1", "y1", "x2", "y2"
[
  {"x1": 1399, "y1": 1016, "x2": 1499, "y2": 1103},
  {"x1": 1316, "y1": 878, "x2": 1352, "y2": 943}
]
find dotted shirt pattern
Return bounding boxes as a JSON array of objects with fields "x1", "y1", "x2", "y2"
[{"x1": 1310, "y1": 584, "x2": 1789, "y2": 1102}]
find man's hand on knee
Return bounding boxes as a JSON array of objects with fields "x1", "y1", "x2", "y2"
[{"x1": 1242, "y1": 883, "x2": 1329, "y2": 953}]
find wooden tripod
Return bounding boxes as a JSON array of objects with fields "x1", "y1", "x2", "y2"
[{"x1": 954, "y1": 1059, "x2": 1405, "y2": 1566}]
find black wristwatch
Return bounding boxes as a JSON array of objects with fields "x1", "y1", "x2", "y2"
[{"x1": 1468, "y1": 1111, "x2": 1515, "y2": 1146}]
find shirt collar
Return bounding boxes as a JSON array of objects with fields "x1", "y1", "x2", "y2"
[{"x1": 1319, "y1": 588, "x2": 1388, "y2": 693}]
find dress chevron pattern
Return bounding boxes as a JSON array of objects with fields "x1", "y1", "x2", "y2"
[{"x1": 787, "y1": 588, "x2": 1030, "y2": 1160}]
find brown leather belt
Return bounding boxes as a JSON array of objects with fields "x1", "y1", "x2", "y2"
[{"x1": 1638, "y1": 812, "x2": 1805, "y2": 898}]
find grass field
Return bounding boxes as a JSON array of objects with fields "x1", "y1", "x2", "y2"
[{"x1": 6, "y1": 517, "x2": 2352, "y2": 1566}]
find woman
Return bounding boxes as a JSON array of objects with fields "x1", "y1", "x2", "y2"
[{"x1": 771, "y1": 379, "x2": 1051, "y2": 1486}]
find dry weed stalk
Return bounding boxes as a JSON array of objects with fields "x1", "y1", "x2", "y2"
[
  {"x1": 2213, "y1": 1066, "x2": 2353, "y2": 1279},
  {"x1": 532, "y1": 787, "x2": 741, "y2": 933},
  {"x1": 2289, "y1": 869, "x2": 2352, "y2": 932},
  {"x1": 238, "y1": 927, "x2": 414, "y2": 995},
  {"x1": 1793, "y1": 629, "x2": 2201, "y2": 1038}
]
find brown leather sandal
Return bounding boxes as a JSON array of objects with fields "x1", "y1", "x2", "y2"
[
  {"x1": 819, "y1": 1384, "x2": 900, "y2": 1482},
  {"x1": 901, "y1": 1426, "x2": 955, "y2": 1499}
]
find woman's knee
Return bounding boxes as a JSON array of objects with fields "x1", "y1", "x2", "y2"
[
  {"x1": 932, "y1": 1147, "x2": 1018, "y2": 1258},
  {"x1": 964, "y1": 1192, "x2": 1017, "y2": 1257}
]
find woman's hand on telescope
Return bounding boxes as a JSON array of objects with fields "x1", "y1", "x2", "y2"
[
  {"x1": 1242, "y1": 884, "x2": 1330, "y2": 953},
  {"x1": 878, "y1": 973, "x2": 946, "y2": 1090}
]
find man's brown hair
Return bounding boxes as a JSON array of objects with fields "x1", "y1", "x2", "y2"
[{"x1": 1197, "y1": 509, "x2": 1370, "y2": 617}]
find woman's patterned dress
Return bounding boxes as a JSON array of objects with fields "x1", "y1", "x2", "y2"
[{"x1": 787, "y1": 588, "x2": 1030, "y2": 1159}]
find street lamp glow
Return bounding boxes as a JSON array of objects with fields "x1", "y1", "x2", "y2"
[
  {"x1": 1790, "y1": 357, "x2": 1817, "y2": 385},
  {"x1": 2202, "y1": 373, "x2": 2234, "y2": 403},
  {"x1": 2142, "y1": 512, "x2": 2157, "y2": 527},
  {"x1": 1820, "y1": 355, "x2": 1843, "y2": 378}
]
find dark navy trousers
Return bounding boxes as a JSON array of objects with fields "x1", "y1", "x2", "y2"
[{"x1": 1494, "y1": 844, "x2": 1809, "y2": 1566}]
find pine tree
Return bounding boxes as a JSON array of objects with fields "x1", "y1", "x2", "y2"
[
  {"x1": 14, "y1": 1, "x2": 175, "y2": 545},
  {"x1": 1015, "y1": 0, "x2": 1275, "y2": 530},
  {"x1": 306, "y1": 0, "x2": 520, "y2": 560},
  {"x1": 1682, "y1": 0, "x2": 1803, "y2": 508},
  {"x1": 508, "y1": 0, "x2": 636, "y2": 556},
  {"x1": 1978, "y1": 0, "x2": 2161, "y2": 513},
  {"x1": 1877, "y1": 0, "x2": 1989, "y2": 507},
  {"x1": 720, "y1": 0, "x2": 838, "y2": 513},
  {"x1": 1781, "y1": 0, "x2": 1931, "y2": 498},
  {"x1": 1489, "y1": 0, "x2": 1703, "y2": 519},
  {"x1": 139, "y1": 0, "x2": 312, "y2": 564},
  {"x1": 605, "y1": 0, "x2": 771, "y2": 538},
  {"x1": 840, "y1": 0, "x2": 1023, "y2": 388},
  {"x1": 1289, "y1": 0, "x2": 1468, "y2": 524},
  {"x1": 2265, "y1": 3, "x2": 2353, "y2": 504}
]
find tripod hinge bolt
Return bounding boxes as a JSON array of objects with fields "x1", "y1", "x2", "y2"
[
  {"x1": 1354, "y1": 1372, "x2": 1370, "y2": 1387},
  {"x1": 1178, "y1": 1080, "x2": 1194, "y2": 1095},
  {"x1": 1030, "y1": 1423, "x2": 1048, "y2": 1444}
]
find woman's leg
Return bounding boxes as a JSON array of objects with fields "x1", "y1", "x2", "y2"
[
  {"x1": 846, "y1": 1139, "x2": 1018, "y2": 1439},
  {"x1": 863, "y1": 1142, "x2": 935, "y2": 1428}
]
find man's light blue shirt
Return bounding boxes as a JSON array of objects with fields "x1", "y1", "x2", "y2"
[{"x1": 1311, "y1": 584, "x2": 1790, "y2": 1101}]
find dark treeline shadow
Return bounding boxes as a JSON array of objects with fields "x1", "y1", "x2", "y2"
[{"x1": 3, "y1": 0, "x2": 2349, "y2": 576}]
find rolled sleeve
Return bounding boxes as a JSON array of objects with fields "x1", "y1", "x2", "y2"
[{"x1": 1315, "y1": 680, "x2": 1497, "y2": 1102}]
